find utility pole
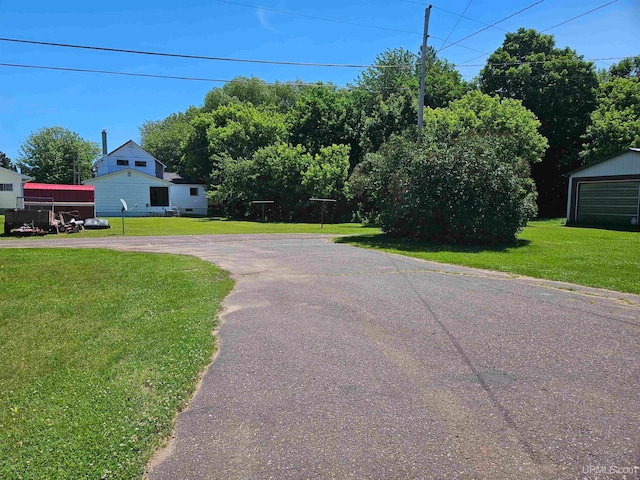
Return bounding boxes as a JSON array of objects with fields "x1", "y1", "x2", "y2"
[{"x1": 417, "y1": 5, "x2": 432, "y2": 129}]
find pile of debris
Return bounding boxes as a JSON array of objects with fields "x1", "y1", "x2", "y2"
[{"x1": 3, "y1": 209, "x2": 109, "y2": 236}]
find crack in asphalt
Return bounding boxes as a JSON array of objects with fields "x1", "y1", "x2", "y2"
[{"x1": 382, "y1": 251, "x2": 550, "y2": 467}]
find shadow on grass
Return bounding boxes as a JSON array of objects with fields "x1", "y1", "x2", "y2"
[
  {"x1": 336, "y1": 233, "x2": 531, "y2": 254},
  {"x1": 565, "y1": 223, "x2": 640, "y2": 233}
]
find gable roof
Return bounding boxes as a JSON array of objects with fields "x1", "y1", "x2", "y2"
[
  {"x1": 91, "y1": 139, "x2": 167, "y2": 168},
  {"x1": 567, "y1": 147, "x2": 640, "y2": 176},
  {"x1": 107, "y1": 140, "x2": 167, "y2": 168},
  {"x1": 83, "y1": 168, "x2": 172, "y2": 185},
  {"x1": 0, "y1": 166, "x2": 32, "y2": 181}
]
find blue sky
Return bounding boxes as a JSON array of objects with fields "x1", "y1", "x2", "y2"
[{"x1": 1, "y1": 0, "x2": 638, "y2": 163}]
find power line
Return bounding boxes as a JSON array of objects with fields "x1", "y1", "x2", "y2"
[
  {"x1": 541, "y1": 0, "x2": 618, "y2": 32},
  {"x1": 3, "y1": 56, "x2": 625, "y2": 85},
  {"x1": 457, "y1": 53, "x2": 489, "y2": 66},
  {"x1": 217, "y1": 0, "x2": 422, "y2": 36},
  {"x1": 218, "y1": 0, "x2": 492, "y2": 56},
  {"x1": 455, "y1": 0, "x2": 620, "y2": 65},
  {"x1": 398, "y1": 0, "x2": 508, "y2": 31},
  {"x1": 437, "y1": 0, "x2": 474, "y2": 52},
  {"x1": 439, "y1": 0, "x2": 544, "y2": 52},
  {"x1": 430, "y1": 37, "x2": 490, "y2": 55},
  {"x1": 0, "y1": 33, "x2": 490, "y2": 69},
  {"x1": 0, "y1": 62, "x2": 349, "y2": 87},
  {"x1": 0, "y1": 36, "x2": 405, "y2": 69},
  {"x1": 0, "y1": 62, "x2": 229, "y2": 82},
  {"x1": 453, "y1": 56, "x2": 629, "y2": 67}
]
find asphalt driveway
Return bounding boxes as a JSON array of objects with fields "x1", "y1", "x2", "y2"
[{"x1": 2, "y1": 234, "x2": 638, "y2": 479}]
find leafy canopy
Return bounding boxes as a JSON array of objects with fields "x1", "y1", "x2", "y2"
[
  {"x1": 479, "y1": 28, "x2": 598, "y2": 152},
  {"x1": 479, "y1": 28, "x2": 598, "y2": 216},
  {"x1": 181, "y1": 102, "x2": 288, "y2": 182},
  {"x1": 139, "y1": 107, "x2": 198, "y2": 171},
  {"x1": 18, "y1": 127, "x2": 100, "y2": 184},
  {"x1": 213, "y1": 143, "x2": 350, "y2": 221},
  {"x1": 580, "y1": 76, "x2": 640, "y2": 163}
]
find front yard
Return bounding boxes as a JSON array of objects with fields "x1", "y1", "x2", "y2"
[{"x1": 0, "y1": 249, "x2": 233, "y2": 479}]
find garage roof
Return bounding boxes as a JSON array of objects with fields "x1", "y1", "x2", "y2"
[{"x1": 568, "y1": 147, "x2": 640, "y2": 176}]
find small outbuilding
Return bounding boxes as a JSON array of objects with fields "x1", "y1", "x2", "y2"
[
  {"x1": 23, "y1": 183, "x2": 96, "y2": 219},
  {"x1": 566, "y1": 148, "x2": 640, "y2": 226}
]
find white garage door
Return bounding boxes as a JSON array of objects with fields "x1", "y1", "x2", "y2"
[{"x1": 577, "y1": 180, "x2": 640, "y2": 224}]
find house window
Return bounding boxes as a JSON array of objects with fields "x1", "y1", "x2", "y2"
[
  {"x1": 135, "y1": 161, "x2": 147, "y2": 167},
  {"x1": 149, "y1": 187, "x2": 169, "y2": 207},
  {"x1": 117, "y1": 159, "x2": 129, "y2": 166},
  {"x1": 0, "y1": 184, "x2": 13, "y2": 191},
  {"x1": 190, "y1": 187, "x2": 198, "y2": 196}
]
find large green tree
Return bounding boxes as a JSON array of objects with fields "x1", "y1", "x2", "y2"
[
  {"x1": 287, "y1": 85, "x2": 360, "y2": 168},
  {"x1": 17, "y1": 127, "x2": 100, "y2": 184},
  {"x1": 445, "y1": 91, "x2": 548, "y2": 165},
  {"x1": 139, "y1": 107, "x2": 198, "y2": 171},
  {"x1": 181, "y1": 102, "x2": 287, "y2": 183},
  {"x1": 350, "y1": 91, "x2": 546, "y2": 234},
  {"x1": 203, "y1": 77, "x2": 303, "y2": 114},
  {"x1": 608, "y1": 55, "x2": 640, "y2": 79},
  {"x1": 213, "y1": 143, "x2": 350, "y2": 220},
  {"x1": 479, "y1": 28, "x2": 598, "y2": 216},
  {"x1": 213, "y1": 143, "x2": 310, "y2": 219},
  {"x1": 580, "y1": 76, "x2": 640, "y2": 163},
  {"x1": 353, "y1": 47, "x2": 469, "y2": 154}
]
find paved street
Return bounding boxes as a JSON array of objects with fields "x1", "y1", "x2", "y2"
[{"x1": 2, "y1": 234, "x2": 639, "y2": 479}]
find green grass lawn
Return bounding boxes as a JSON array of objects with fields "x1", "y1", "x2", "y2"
[
  {"x1": 0, "y1": 215, "x2": 380, "y2": 238},
  {"x1": 0, "y1": 249, "x2": 234, "y2": 479},
  {"x1": 337, "y1": 219, "x2": 640, "y2": 295}
]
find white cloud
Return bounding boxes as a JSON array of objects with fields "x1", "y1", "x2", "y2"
[{"x1": 256, "y1": 8, "x2": 279, "y2": 32}]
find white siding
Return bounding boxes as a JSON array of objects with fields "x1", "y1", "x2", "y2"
[
  {"x1": 170, "y1": 184, "x2": 208, "y2": 216},
  {"x1": 84, "y1": 170, "x2": 172, "y2": 217},
  {"x1": 570, "y1": 150, "x2": 640, "y2": 179},
  {"x1": 95, "y1": 141, "x2": 163, "y2": 178},
  {"x1": 0, "y1": 168, "x2": 30, "y2": 211}
]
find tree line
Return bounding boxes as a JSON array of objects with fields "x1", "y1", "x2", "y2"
[{"x1": 8, "y1": 29, "x2": 639, "y2": 243}]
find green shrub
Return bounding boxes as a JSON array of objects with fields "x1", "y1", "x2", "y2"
[{"x1": 353, "y1": 132, "x2": 538, "y2": 244}]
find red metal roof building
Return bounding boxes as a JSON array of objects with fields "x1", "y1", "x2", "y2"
[{"x1": 23, "y1": 183, "x2": 96, "y2": 219}]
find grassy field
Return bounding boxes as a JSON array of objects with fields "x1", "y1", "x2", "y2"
[
  {"x1": 337, "y1": 219, "x2": 640, "y2": 295},
  {"x1": 0, "y1": 249, "x2": 234, "y2": 479},
  {"x1": 0, "y1": 215, "x2": 380, "y2": 238}
]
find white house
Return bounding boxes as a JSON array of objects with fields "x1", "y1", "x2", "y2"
[
  {"x1": 567, "y1": 147, "x2": 640, "y2": 226},
  {"x1": 0, "y1": 166, "x2": 32, "y2": 212},
  {"x1": 83, "y1": 131, "x2": 207, "y2": 217}
]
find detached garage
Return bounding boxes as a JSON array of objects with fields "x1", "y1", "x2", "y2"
[{"x1": 567, "y1": 148, "x2": 640, "y2": 227}]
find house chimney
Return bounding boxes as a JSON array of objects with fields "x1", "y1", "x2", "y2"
[{"x1": 102, "y1": 129, "x2": 108, "y2": 155}]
